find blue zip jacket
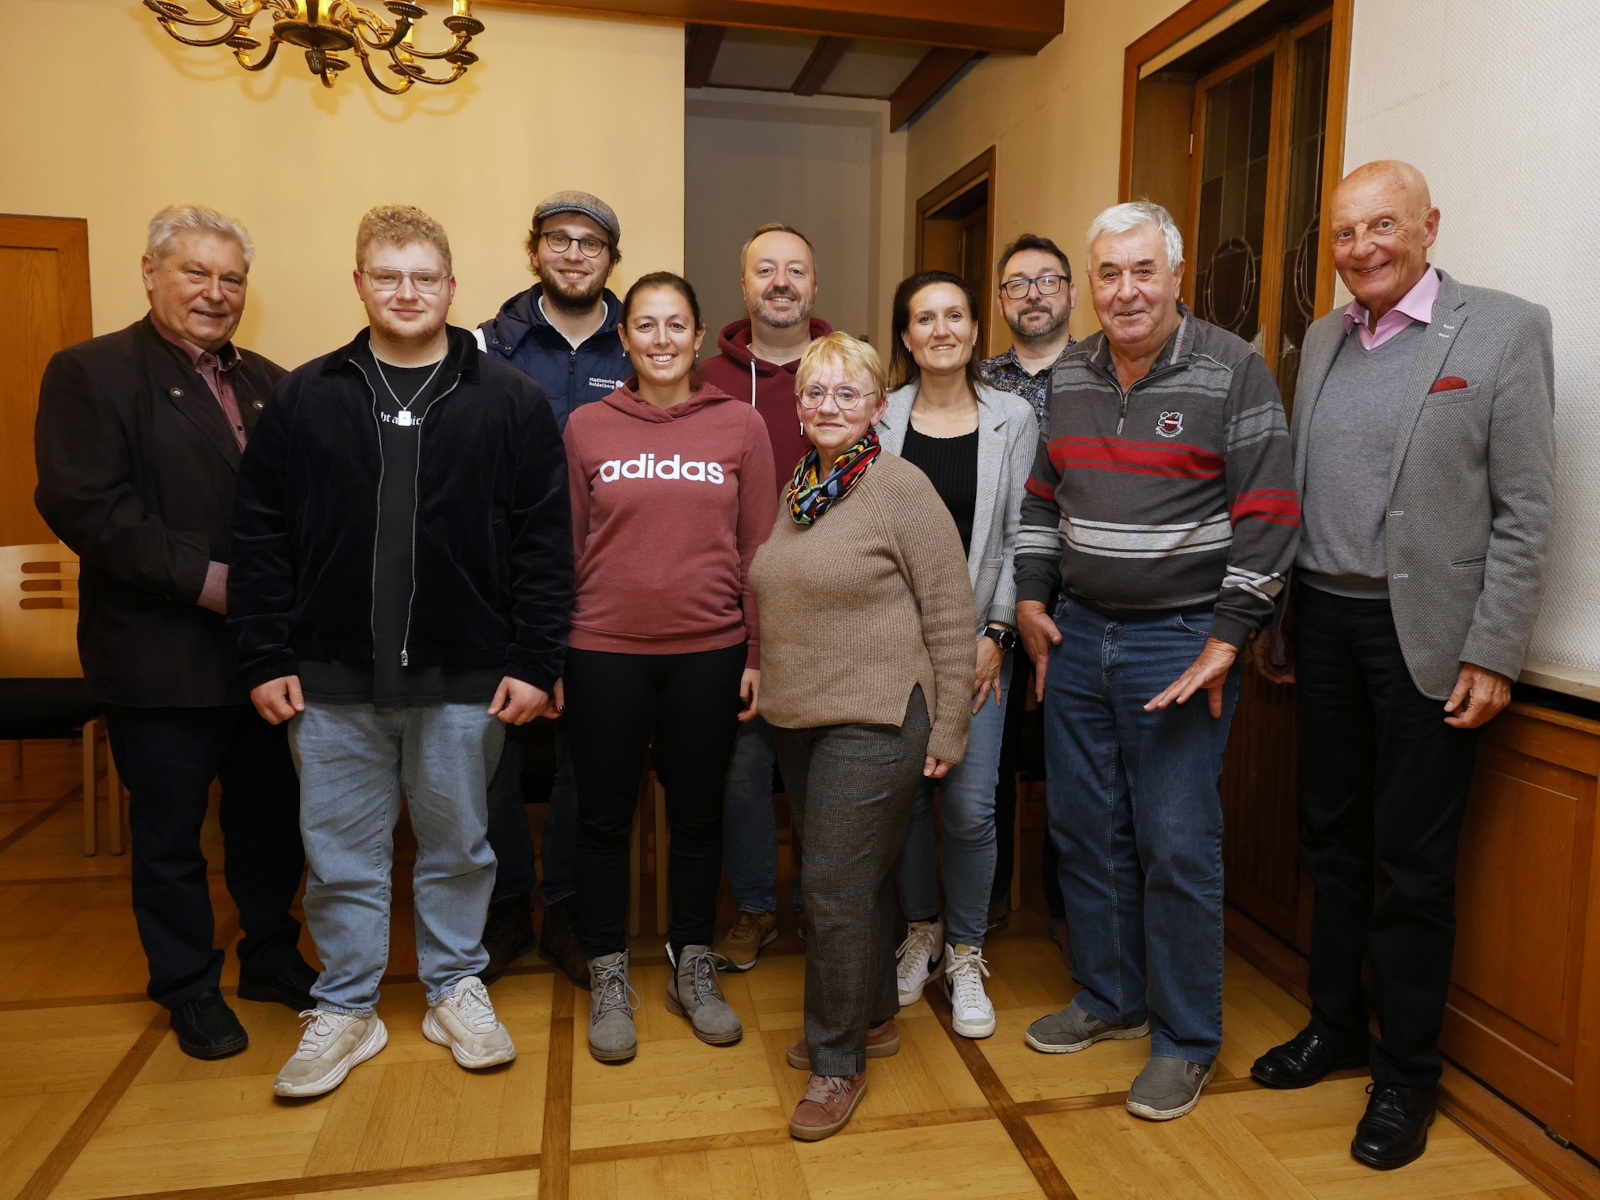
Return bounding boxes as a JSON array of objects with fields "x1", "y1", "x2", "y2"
[{"x1": 477, "y1": 283, "x2": 630, "y2": 431}]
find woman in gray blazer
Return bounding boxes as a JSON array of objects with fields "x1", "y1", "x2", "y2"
[{"x1": 876, "y1": 270, "x2": 1037, "y2": 1039}]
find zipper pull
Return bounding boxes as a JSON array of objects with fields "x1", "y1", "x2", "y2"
[{"x1": 401, "y1": 650, "x2": 409, "y2": 667}]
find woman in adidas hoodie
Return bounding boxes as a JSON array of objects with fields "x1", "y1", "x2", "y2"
[{"x1": 560, "y1": 272, "x2": 777, "y2": 1065}]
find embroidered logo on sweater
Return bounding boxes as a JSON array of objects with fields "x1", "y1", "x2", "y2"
[
  {"x1": 597, "y1": 453, "x2": 726, "y2": 484},
  {"x1": 1156, "y1": 411, "x2": 1184, "y2": 438}
]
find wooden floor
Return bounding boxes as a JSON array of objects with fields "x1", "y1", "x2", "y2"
[{"x1": 0, "y1": 742, "x2": 1555, "y2": 1200}]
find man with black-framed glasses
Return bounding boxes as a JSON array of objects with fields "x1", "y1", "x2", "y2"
[{"x1": 474, "y1": 191, "x2": 631, "y2": 991}]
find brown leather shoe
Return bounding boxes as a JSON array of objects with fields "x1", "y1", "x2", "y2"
[
  {"x1": 481, "y1": 893, "x2": 536, "y2": 985},
  {"x1": 789, "y1": 1072, "x2": 868, "y2": 1141},
  {"x1": 787, "y1": 1019, "x2": 899, "y2": 1069},
  {"x1": 712, "y1": 910, "x2": 778, "y2": 971},
  {"x1": 539, "y1": 896, "x2": 590, "y2": 990}
]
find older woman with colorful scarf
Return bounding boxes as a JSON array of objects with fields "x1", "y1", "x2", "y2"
[{"x1": 750, "y1": 331, "x2": 975, "y2": 1141}]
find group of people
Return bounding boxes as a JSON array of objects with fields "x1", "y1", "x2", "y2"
[{"x1": 32, "y1": 157, "x2": 1554, "y2": 1168}]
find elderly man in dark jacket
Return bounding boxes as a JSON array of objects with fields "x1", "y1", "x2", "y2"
[{"x1": 34, "y1": 205, "x2": 314, "y2": 1062}]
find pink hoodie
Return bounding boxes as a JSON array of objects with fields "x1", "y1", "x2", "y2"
[{"x1": 562, "y1": 379, "x2": 777, "y2": 666}]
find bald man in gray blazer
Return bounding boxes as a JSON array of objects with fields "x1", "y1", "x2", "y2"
[{"x1": 1249, "y1": 161, "x2": 1555, "y2": 1171}]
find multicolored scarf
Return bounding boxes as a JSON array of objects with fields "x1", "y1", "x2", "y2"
[{"x1": 786, "y1": 430, "x2": 882, "y2": 525}]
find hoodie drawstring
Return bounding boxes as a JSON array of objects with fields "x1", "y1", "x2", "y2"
[{"x1": 749, "y1": 359, "x2": 757, "y2": 407}]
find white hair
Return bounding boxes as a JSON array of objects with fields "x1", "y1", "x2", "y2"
[
  {"x1": 145, "y1": 205, "x2": 255, "y2": 272},
  {"x1": 1085, "y1": 200, "x2": 1184, "y2": 269}
]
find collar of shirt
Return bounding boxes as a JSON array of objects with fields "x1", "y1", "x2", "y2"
[{"x1": 1342, "y1": 265, "x2": 1439, "y2": 350}]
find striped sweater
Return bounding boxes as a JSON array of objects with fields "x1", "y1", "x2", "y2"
[{"x1": 1014, "y1": 308, "x2": 1300, "y2": 649}]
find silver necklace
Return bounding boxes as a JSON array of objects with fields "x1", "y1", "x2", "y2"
[{"x1": 373, "y1": 354, "x2": 445, "y2": 427}]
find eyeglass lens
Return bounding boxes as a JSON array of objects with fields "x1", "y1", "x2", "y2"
[{"x1": 1001, "y1": 274, "x2": 1066, "y2": 299}]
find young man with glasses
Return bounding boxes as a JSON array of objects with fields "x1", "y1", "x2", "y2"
[
  {"x1": 979, "y1": 233, "x2": 1078, "y2": 954},
  {"x1": 474, "y1": 192, "x2": 631, "y2": 989},
  {"x1": 231, "y1": 205, "x2": 572, "y2": 1098}
]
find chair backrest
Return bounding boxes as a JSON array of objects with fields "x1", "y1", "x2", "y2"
[{"x1": 0, "y1": 543, "x2": 83, "y2": 679}]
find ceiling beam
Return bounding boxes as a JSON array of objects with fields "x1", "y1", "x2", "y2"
[
  {"x1": 491, "y1": 1, "x2": 1060, "y2": 54},
  {"x1": 791, "y1": 36, "x2": 848, "y2": 96},
  {"x1": 684, "y1": 22, "x2": 726, "y2": 88},
  {"x1": 889, "y1": 46, "x2": 977, "y2": 129}
]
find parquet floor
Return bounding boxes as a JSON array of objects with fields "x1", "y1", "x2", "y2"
[{"x1": 0, "y1": 742, "x2": 1553, "y2": 1200}]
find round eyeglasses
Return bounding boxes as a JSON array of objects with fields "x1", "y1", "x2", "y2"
[{"x1": 538, "y1": 231, "x2": 610, "y2": 259}]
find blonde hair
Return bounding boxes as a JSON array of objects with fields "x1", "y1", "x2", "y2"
[
  {"x1": 795, "y1": 331, "x2": 886, "y2": 398},
  {"x1": 145, "y1": 205, "x2": 254, "y2": 271},
  {"x1": 356, "y1": 205, "x2": 452, "y2": 273}
]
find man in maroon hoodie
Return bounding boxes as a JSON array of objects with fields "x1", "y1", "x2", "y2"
[{"x1": 699, "y1": 223, "x2": 832, "y2": 971}]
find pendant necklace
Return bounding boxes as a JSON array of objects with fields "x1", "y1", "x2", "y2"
[{"x1": 373, "y1": 354, "x2": 445, "y2": 427}]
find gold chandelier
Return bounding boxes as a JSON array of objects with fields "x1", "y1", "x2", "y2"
[{"x1": 143, "y1": 0, "x2": 483, "y2": 93}]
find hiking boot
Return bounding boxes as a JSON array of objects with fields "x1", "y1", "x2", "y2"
[
  {"x1": 273, "y1": 1010, "x2": 387, "y2": 1097},
  {"x1": 540, "y1": 896, "x2": 590, "y2": 990},
  {"x1": 944, "y1": 943, "x2": 996, "y2": 1038},
  {"x1": 895, "y1": 918, "x2": 943, "y2": 1006},
  {"x1": 422, "y1": 976, "x2": 516, "y2": 1069},
  {"x1": 1024, "y1": 996, "x2": 1150, "y2": 1054},
  {"x1": 480, "y1": 893, "x2": 537, "y2": 985},
  {"x1": 1126, "y1": 1055, "x2": 1215, "y2": 1120},
  {"x1": 665, "y1": 945, "x2": 742, "y2": 1045},
  {"x1": 789, "y1": 1072, "x2": 868, "y2": 1141},
  {"x1": 587, "y1": 951, "x2": 639, "y2": 1063},
  {"x1": 786, "y1": 1018, "x2": 899, "y2": 1069},
  {"x1": 712, "y1": 910, "x2": 778, "y2": 971}
]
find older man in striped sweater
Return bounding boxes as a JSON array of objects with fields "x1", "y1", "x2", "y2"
[{"x1": 1014, "y1": 201, "x2": 1300, "y2": 1122}]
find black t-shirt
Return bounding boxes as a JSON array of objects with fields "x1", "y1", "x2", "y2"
[
  {"x1": 298, "y1": 349, "x2": 503, "y2": 707},
  {"x1": 901, "y1": 423, "x2": 979, "y2": 557}
]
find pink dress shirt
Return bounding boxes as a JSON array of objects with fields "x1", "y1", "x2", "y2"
[
  {"x1": 1341, "y1": 266, "x2": 1439, "y2": 350},
  {"x1": 157, "y1": 326, "x2": 249, "y2": 451}
]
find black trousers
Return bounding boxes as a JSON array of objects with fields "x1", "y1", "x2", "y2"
[
  {"x1": 565, "y1": 644, "x2": 746, "y2": 958},
  {"x1": 104, "y1": 704, "x2": 306, "y2": 1009},
  {"x1": 1295, "y1": 585, "x2": 1480, "y2": 1087},
  {"x1": 989, "y1": 653, "x2": 1066, "y2": 918}
]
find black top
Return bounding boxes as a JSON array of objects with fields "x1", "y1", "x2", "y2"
[
  {"x1": 900, "y1": 423, "x2": 979, "y2": 556},
  {"x1": 299, "y1": 347, "x2": 503, "y2": 707}
]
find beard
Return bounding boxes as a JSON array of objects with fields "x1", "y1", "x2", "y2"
[
  {"x1": 751, "y1": 286, "x2": 812, "y2": 330},
  {"x1": 539, "y1": 263, "x2": 608, "y2": 313},
  {"x1": 1007, "y1": 304, "x2": 1069, "y2": 344}
]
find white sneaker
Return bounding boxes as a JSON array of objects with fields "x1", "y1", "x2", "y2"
[
  {"x1": 273, "y1": 1009, "x2": 388, "y2": 1097},
  {"x1": 943, "y1": 943, "x2": 996, "y2": 1038},
  {"x1": 896, "y1": 919, "x2": 944, "y2": 1006},
  {"x1": 423, "y1": 976, "x2": 516, "y2": 1069}
]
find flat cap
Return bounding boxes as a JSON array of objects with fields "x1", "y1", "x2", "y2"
[{"x1": 533, "y1": 191, "x2": 620, "y2": 248}]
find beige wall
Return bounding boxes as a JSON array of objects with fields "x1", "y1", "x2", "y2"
[
  {"x1": 903, "y1": 0, "x2": 1188, "y2": 346},
  {"x1": 0, "y1": 0, "x2": 684, "y2": 368}
]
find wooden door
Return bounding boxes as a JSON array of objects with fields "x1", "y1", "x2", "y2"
[
  {"x1": 915, "y1": 147, "x2": 998, "y2": 355},
  {"x1": 0, "y1": 215, "x2": 93, "y2": 547}
]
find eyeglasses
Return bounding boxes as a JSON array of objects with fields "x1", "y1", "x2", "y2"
[
  {"x1": 363, "y1": 267, "x2": 449, "y2": 294},
  {"x1": 999, "y1": 273, "x2": 1069, "y2": 299},
  {"x1": 799, "y1": 385, "x2": 874, "y2": 410},
  {"x1": 538, "y1": 231, "x2": 610, "y2": 259}
]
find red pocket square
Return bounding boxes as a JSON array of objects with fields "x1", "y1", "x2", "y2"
[{"x1": 1429, "y1": 376, "x2": 1469, "y2": 393}]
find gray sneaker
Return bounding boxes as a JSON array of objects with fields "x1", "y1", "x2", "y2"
[
  {"x1": 1126, "y1": 1055, "x2": 1216, "y2": 1120},
  {"x1": 665, "y1": 944, "x2": 743, "y2": 1045},
  {"x1": 587, "y1": 951, "x2": 639, "y2": 1063},
  {"x1": 1024, "y1": 997, "x2": 1151, "y2": 1054}
]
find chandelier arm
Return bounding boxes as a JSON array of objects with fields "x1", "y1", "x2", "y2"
[
  {"x1": 357, "y1": 47, "x2": 414, "y2": 94},
  {"x1": 403, "y1": 61, "x2": 466, "y2": 85},
  {"x1": 394, "y1": 32, "x2": 470, "y2": 61},
  {"x1": 156, "y1": 17, "x2": 253, "y2": 46},
  {"x1": 199, "y1": 0, "x2": 263, "y2": 20},
  {"x1": 346, "y1": 4, "x2": 408, "y2": 52},
  {"x1": 233, "y1": 36, "x2": 281, "y2": 70}
]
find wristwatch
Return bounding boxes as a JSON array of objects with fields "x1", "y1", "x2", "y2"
[{"x1": 982, "y1": 625, "x2": 1018, "y2": 653}]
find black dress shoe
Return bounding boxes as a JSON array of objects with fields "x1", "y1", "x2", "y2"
[
  {"x1": 171, "y1": 988, "x2": 249, "y2": 1060},
  {"x1": 1251, "y1": 1026, "x2": 1369, "y2": 1089},
  {"x1": 1352, "y1": 1081, "x2": 1436, "y2": 1169},
  {"x1": 238, "y1": 958, "x2": 319, "y2": 1011},
  {"x1": 481, "y1": 892, "x2": 537, "y2": 985}
]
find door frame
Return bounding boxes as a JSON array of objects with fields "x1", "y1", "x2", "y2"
[{"x1": 914, "y1": 146, "x2": 999, "y2": 355}]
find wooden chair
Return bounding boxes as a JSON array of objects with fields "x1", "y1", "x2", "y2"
[{"x1": 0, "y1": 544, "x2": 120, "y2": 855}]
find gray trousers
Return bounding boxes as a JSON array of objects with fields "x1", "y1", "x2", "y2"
[{"x1": 774, "y1": 687, "x2": 931, "y2": 1076}]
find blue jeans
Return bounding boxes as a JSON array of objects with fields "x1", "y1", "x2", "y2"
[
  {"x1": 722, "y1": 716, "x2": 778, "y2": 913},
  {"x1": 1042, "y1": 597, "x2": 1240, "y2": 1065},
  {"x1": 897, "y1": 653, "x2": 1011, "y2": 946},
  {"x1": 484, "y1": 730, "x2": 577, "y2": 905},
  {"x1": 289, "y1": 702, "x2": 505, "y2": 1013}
]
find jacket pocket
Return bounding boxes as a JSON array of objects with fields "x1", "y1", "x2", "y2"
[
  {"x1": 1449, "y1": 554, "x2": 1487, "y2": 568},
  {"x1": 1422, "y1": 384, "x2": 1478, "y2": 409}
]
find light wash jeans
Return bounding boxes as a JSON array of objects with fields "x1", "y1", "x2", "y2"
[
  {"x1": 896, "y1": 653, "x2": 1011, "y2": 946},
  {"x1": 485, "y1": 730, "x2": 577, "y2": 905},
  {"x1": 1042, "y1": 597, "x2": 1240, "y2": 1065},
  {"x1": 289, "y1": 702, "x2": 505, "y2": 1013}
]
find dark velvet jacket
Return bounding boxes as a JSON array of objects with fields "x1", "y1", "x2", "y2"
[
  {"x1": 228, "y1": 325, "x2": 573, "y2": 692},
  {"x1": 34, "y1": 316, "x2": 284, "y2": 708}
]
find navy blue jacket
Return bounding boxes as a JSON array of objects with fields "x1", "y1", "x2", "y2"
[
  {"x1": 229, "y1": 325, "x2": 573, "y2": 692},
  {"x1": 477, "y1": 284, "x2": 630, "y2": 431}
]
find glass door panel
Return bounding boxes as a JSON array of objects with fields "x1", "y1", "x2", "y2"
[{"x1": 1275, "y1": 21, "x2": 1333, "y2": 413}]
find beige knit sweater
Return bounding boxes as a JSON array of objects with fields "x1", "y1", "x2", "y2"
[{"x1": 750, "y1": 454, "x2": 976, "y2": 763}]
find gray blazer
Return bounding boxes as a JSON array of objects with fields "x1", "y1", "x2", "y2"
[
  {"x1": 878, "y1": 381, "x2": 1038, "y2": 634},
  {"x1": 1291, "y1": 269, "x2": 1556, "y2": 699}
]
